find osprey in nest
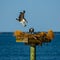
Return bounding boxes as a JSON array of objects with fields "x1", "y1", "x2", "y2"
[{"x1": 16, "y1": 10, "x2": 28, "y2": 27}]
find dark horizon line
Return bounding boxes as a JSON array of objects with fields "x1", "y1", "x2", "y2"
[{"x1": 0, "y1": 31, "x2": 60, "y2": 33}]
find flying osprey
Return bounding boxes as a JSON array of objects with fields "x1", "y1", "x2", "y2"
[{"x1": 16, "y1": 10, "x2": 28, "y2": 27}]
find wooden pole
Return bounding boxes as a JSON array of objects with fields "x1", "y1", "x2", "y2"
[{"x1": 30, "y1": 45, "x2": 36, "y2": 60}]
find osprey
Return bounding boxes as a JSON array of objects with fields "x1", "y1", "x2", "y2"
[{"x1": 16, "y1": 10, "x2": 28, "y2": 27}]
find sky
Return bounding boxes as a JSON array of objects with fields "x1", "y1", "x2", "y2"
[{"x1": 0, "y1": 0, "x2": 60, "y2": 32}]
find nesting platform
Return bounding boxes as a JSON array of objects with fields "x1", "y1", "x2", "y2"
[{"x1": 14, "y1": 30, "x2": 54, "y2": 46}]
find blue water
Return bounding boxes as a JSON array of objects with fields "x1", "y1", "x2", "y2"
[{"x1": 0, "y1": 32, "x2": 60, "y2": 60}]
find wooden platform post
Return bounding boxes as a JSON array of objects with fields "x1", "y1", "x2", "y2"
[{"x1": 30, "y1": 46, "x2": 36, "y2": 60}]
